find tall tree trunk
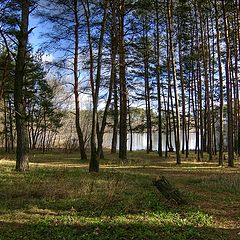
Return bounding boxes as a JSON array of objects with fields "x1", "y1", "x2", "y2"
[
  {"x1": 97, "y1": 0, "x2": 118, "y2": 159},
  {"x1": 214, "y1": 0, "x2": 224, "y2": 165},
  {"x1": 128, "y1": 100, "x2": 133, "y2": 152},
  {"x1": 237, "y1": 1, "x2": 240, "y2": 156},
  {"x1": 42, "y1": 111, "x2": 46, "y2": 153},
  {"x1": 186, "y1": 74, "x2": 191, "y2": 158},
  {"x1": 82, "y1": 0, "x2": 97, "y2": 171},
  {"x1": 82, "y1": 0, "x2": 109, "y2": 172},
  {"x1": 177, "y1": 25, "x2": 186, "y2": 155},
  {"x1": 195, "y1": 5, "x2": 203, "y2": 159},
  {"x1": 167, "y1": 0, "x2": 181, "y2": 164},
  {"x1": 74, "y1": 0, "x2": 87, "y2": 160},
  {"x1": 232, "y1": 13, "x2": 239, "y2": 155},
  {"x1": 200, "y1": 11, "x2": 212, "y2": 161},
  {"x1": 190, "y1": 25, "x2": 199, "y2": 157},
  {"x1": 111, "y1": 5, "x2": 119, "y2": 155},
  {"x1": 14, "y1": 0, "x2": 30, "y2": 171},
  {"x1": 9, "y1": 98, "x2": 14, "y2": 151},
  {"x1": 222, "y1": 0, "x2": 234, "y2": 167},
  {"x1": 166, "y1": 21, "x2": 175, "y2": 155},
  {"x1": 210, "y1": 16, "x2": 217, "y2": 156},
  {"x1": 118, "y1": 0, "x2": 127, "y2": 161},
  {"x1": 143, "y1": 18, "x2": 152, "y2": 153},
  {"x1": 4, "y1": 98, "x2": 8, "y2": 152},
  {"x1": 111, "y1": 72, "x2": 118, "y2": 154},
  {"x1": 155, "y1": 0, "x2": 162, "y2": 157},
  {"x1": 162, "y1": 86, "x2": 169, "y2": 158}
]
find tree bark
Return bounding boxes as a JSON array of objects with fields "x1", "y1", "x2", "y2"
[
  {"x1": 222, "y1": 0, "x2": 234, "y2": 167},
  {"x1": 9, "y1": 97, "x2": 14, "y2": 151},
  {"x1": 74, "y1": 0, "x2": 87, "y2": 160},
  {"x1": 82, "y1": 0, "x2": 109, "y2": 172},
  {"x1": 194, "y1": 5, "x2": 203, "y2": 159},
  {"x1": 155, "y1": 0, "x2": 163, "y2": 157},
  {"x1": 177, "y1": 24, "x2": 186, "y2": 155},
  {"x1": 118, "y1": 0, "x2": 127, "y2": 161},
  {"x1": 14, "y1": 0, "x2": 30, "y2": 171},
  {"x1": 214, "y1": 0, "x2": 223, "y2": 166},
  {"x1": 167, "y1": 0, "x2": 181, "y2": 164},
  {"x1": 128, "y1": 100, "x2": 133, "y2": 152},
  {"x1": 143, "y1": 18, "x2": 152, "y2": 153},
  {"x1": 111, "y1": 72, "x2": 119, "y2": 154},
  {"x1": 4, "y1": 98, "x2": 9, "y2": 152},
  {"x1": 199, "y1": 10, "x2": 212, "y2": 161},
  {"x1": 97, "y1": 0, "x2": 118, "y2": 159}
]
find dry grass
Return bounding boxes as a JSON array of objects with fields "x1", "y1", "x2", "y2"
[{"x1": 0, "y1": 150, "x2": 240, "y2": 239}]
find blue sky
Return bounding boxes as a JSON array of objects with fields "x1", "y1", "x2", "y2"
[
  {"x1": 29, "y1": 15, "x2": 44, "y2": 50},
  {"x1": 29, "y1": 15, "x2": 56, "y2": 62},
  {"x1": 29, "y1": 13, "x2": 55, "y2": 55}
]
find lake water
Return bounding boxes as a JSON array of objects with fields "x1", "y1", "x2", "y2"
[{"x1": 103, "y1": 131, "x2": 197, "y2": 151}]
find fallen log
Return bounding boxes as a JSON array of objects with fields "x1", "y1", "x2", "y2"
[{"x1": 153, "y1": 176, "x2": 185, "y2": 205}]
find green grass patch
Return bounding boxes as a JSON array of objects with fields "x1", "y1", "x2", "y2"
[
  {"x1": 0, "y1": 152, "x2": 239, "y2": 240},
  {"x1": 186, "y1": 174, "x2": 240, "y2": 195}
]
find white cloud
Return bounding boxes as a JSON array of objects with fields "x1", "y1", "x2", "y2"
[
  {"x1": 42, "y1": 53, "x2": 54, "y2": 63},
  {"x1": 80, "y1": 93, "x2": 92, "y2": 110}
]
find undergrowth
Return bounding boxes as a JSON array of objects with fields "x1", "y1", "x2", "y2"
[{"x1": 0, "y1": 152, "x2": 239, "y2": 240}]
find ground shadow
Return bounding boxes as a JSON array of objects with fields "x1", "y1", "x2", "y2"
[{"x1": 0, "y1": 219, "x2": 239, "y2": 240}]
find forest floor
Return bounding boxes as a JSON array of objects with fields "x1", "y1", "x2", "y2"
[{"x1": 0, "y1": 150, "x2": 239, "y2": 240}]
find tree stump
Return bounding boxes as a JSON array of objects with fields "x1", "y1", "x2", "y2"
[{"x1": 153, "y1": 176, "x2": 185, "y2": 205}]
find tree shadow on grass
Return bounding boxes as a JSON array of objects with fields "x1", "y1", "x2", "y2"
[
  {"x1": 0, "y1": 220, "x2": 239, "y2": 240},
  {"x1": 1, "y1": 163, "x2": 239, "y2": 240}
]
